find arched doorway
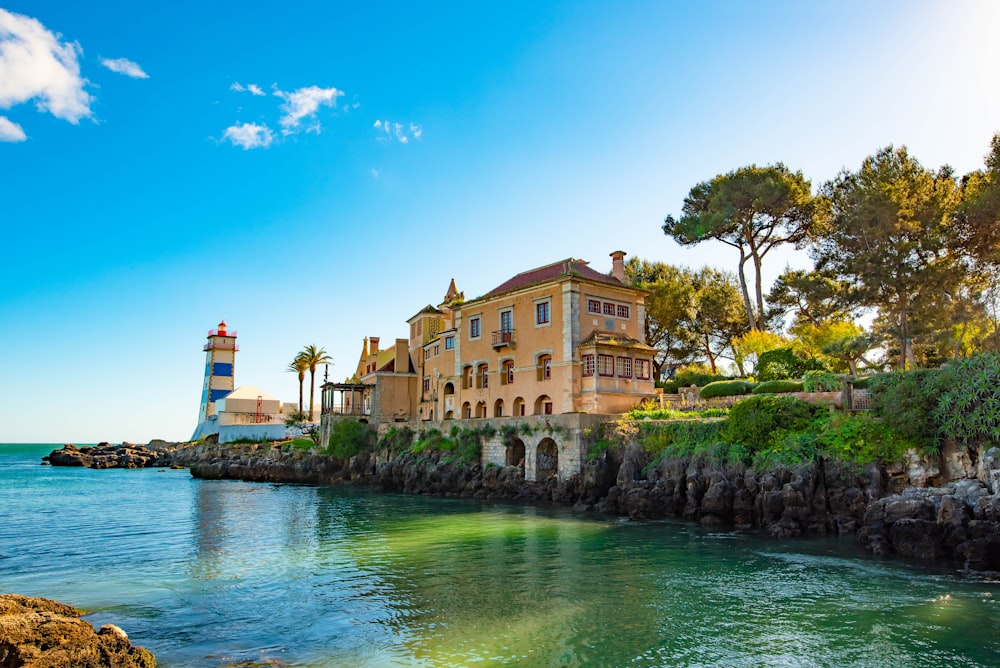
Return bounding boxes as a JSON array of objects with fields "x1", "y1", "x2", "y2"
[
  {"x1": 444, "y1": 382, "x2": 455, "y2": 396},
  {"x1": 493, "y1": 399, "x2": 504, "y2": 417},
  {"x1": 444, "y1": 410, "x2": 454, "y2": 420},
  {"x1": 462, "y1": 402, "x2": 471, "y2": 419},
  {"x1": 536, "y1": 438, "x2": 558, "y2": 479},
  {"x1": 507, "y1": 438, "x2": 526, "y2": 472},
  {"x1": 476, "y1": 401, "x2": 487, "y2": 418}
]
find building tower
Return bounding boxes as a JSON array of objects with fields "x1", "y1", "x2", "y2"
[{"x1": 197, "y1": 320, "x2": 238, "y2": 424}]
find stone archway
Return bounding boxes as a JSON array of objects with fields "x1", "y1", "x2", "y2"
[
  {"x1": 536, "y1": 437, "x2": 558, "y2": 479},
  {"x1": 506, "y1": 438, "x2": 526, "y2": 472}
]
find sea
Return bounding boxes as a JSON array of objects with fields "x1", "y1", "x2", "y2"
[{"x1": 2, "y1": 442, "x2": 999, "y2": 667}]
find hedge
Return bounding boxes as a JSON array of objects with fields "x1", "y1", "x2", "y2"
[
  {"x1": 700, "y1": 380, "x2": 753, "y2": 399},
  {"x1": 751, "y1": 379, "x2": 804, "y2": 395}
]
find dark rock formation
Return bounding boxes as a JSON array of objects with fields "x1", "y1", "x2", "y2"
[
  {"x1": 43, "y1": 443, "x2": 178, "y2": 469},
  {"x1": 0, "y1": 594, "x2": 155, "y2": 667}
]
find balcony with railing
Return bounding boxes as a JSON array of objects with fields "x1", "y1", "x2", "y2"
[
  {"x1": 205, "y1": 342, "x2": 239, "y2": 351},
  {"x1": 492, "y1": 329, "x2": 515, "y2": 349}
]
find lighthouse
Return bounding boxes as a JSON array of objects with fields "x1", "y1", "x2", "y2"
[{"x1": 192, "y1": 320, "x2": 237, "y2": 439}]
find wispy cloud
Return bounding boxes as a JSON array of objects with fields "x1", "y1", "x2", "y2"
[
  {"x1": 222, "y1": 122, "x2": 274, "y2": 150},
  {"x1": 370, "y1": 168, "x2": 379, "y2": 178},
  {"x1": 0, "y1": 8, "x2": 93, "y2": 133},
  {"x1": 373, "y1": 119, "x2": 422, "y2": 144},
  {"x1": 275, "y1": 85, "x2": 343, "y2": 134},
  {"x1": 231, "y1": 81, "x2": 265, "y2": 96},
  {"x1": 100, "y1": 57, "x2": 148, "y2": 79},
  {"x1": 0, "y1": 115, "x2": 26, "y2": 142}
]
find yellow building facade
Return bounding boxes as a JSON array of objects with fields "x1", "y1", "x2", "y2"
[{"x1": 327, "y1": 251, "x2": 656, "y2": 427}]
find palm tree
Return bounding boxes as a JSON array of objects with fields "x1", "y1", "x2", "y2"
[
  {"x1": 287, "y1": 354, "x2": 309, "y2": 419},
  {"x1": 298, "y1": 344, "x2": 333, "y2": 421}
]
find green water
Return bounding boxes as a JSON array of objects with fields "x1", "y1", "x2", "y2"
[{"x1": 2, "y1": 443, "x2": 999, "y2": 666}]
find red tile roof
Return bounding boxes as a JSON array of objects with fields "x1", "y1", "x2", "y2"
[{"x1": 483, "y1": 258, "x2": 623, "y2": 298}]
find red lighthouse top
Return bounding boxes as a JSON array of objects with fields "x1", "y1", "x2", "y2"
[
  {"x1": 217, "y1": 320, "x2": 227, "y2": 335},
  {"x1": 207, "y1": 320, "x2": 237, "y2": 339}
]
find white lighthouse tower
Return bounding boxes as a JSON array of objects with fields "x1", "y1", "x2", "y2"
[{"x1": 192, "y1": 320, "x2": 237, "y2": 440}]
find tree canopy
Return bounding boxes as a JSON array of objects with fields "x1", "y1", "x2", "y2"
[{"x1": 663, "y1": 164, "x2": 820, "y2": 330}]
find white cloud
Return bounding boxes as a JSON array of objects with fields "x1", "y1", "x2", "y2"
[
  {"x1": 370, "y1": 168, "x2": 379, "y2": 178},
  {"x1": 274, "y1": 85, "x2": 343, "y2": 134},
  {"x1": 0, "y1": 9, "x2": 93, "y2": 125},
  {"x1": 222, "y1": 122, "x2": 274, "y2": 150},
  {"x1": 231, "y1": 81, "x2": 265, "y2": 96},
  {"x1": 0, "y1": 115, "x2": 26, "y2": 141},
  {"x1": 373, "y1": 119, "x2": 422, "y2": 144},
  {"x1": 100, "y1": 57, "x2": 147, "y2": 79}
]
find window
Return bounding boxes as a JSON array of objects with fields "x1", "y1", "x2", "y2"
[
  {"x1": 422, "y1": 376, "x2": 431, "y2": 392},
  {"x1": 544, "y1": 401, "x2": 553, "y2": 415},
  {"x1": 603, "y1": 302, "x2": 615, "y2": 316},
  {"x1": 463, "y1": 365, "x2": 473, "y2": 389},
  {"x1": 616, "y1": 357, "x2": 632, "y2": 378},
  {"x1": 502, "y1": 360, "x2": 515, "y2": 385},
  {"x1": 536, "y1": 301, "x2": 550, "y2": 325},
  {"x1": 500, "y1": 309, "x2": 513, "y2": 332},
  {"x1": 434, "y1": 344, "x2": 440, "y2": 356},
  {"x1": 617, "y1": 304, "x2": 630, "y2": 319},
  {"x1": 478, "y1": 363, "x2": 489, "y2": 389},
  {"x1": 636, "y1": 359, "x2": 651, "y2": 380},
  {"x1": 425, "y1": 346, "x2": 433, "y2": 359},
  {"x1": 598, "y1": 354, "x2": 614, "y2": 377},
  {"x1": 469, "y1": 317, "x2": 481, "y2": 339},
  {"x1": 537, "y1": 355, "x2": 552, "y2": 381},
  {"x1": 444, "y1": 336, "x2": 454, "y2": 350},
  {"x1": 582, "y1": 354, "x2": 595, "y2": 377},
  {"x1": 588, "y1": 299, "x2": 602, "y2": 314}
]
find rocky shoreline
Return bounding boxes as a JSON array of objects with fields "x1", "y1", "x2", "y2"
[
  {"x1": 0, "y1": 594, "x2": 155, "y2": 667},
  {"x1": 44, "y1": 440, "x2": 1000, "y2": 573}
]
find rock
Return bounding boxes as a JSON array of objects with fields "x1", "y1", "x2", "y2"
[
  {"x1": 978, "y1": 447, "x2": 1000, "y2": 495},
  {"x1": 0, "y1": 594, "x2": 155, "y2": 667}
]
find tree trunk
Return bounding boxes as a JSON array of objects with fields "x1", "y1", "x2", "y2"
[
  {"x1": 751, "y1": 249, "x2": 765, "y2": 330},
  {"x1": 298, "y1": 374, "x2": 304, "y2": 417},
  {"x1": 308, "y1": 369, "x2": 316, "y2": 421},
  {"x1": 735, "y1": 247, "x2": 757, "y2": 330}
]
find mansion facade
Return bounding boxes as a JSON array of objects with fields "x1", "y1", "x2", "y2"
[{"x1": 320, "y1": 251, "x2": 656, "y2": 427}]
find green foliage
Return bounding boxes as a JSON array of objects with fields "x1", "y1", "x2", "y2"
[
  {"x1": 851, "y1": 376, "x2": 875, "y2": 389},
  {"x1": 802, "y1": 370, "x2": 843, "y2": 392},
  {"x1": 500, "y1": 423, "x2": 519, "y2": 443},
  {"x1": 699, "y1": 380, "x2": 752, "y2": 399},
  {"x1": 658, "y1": 380, "x2": 681, "y2": 393},
  {"x1": 288, "y1": 438, "x2": 315, "y2": 450},
  {"x1": 675, "y1": 365, "x2": 728, "y2": 387},
  {"x1": 751, "y1": 379, "x2": 804, "y2": 394},
  {"x1": 519, "y1": 422, "x2": 534, "y2": 436},
  {"x1": 867, "y1": 369, "x2": 940, "y2": 451},
  {"x1": 751, "y1": 430, "x2": 821, "y2": 470},
  {"x1": 627, "y1": 406, "x2": 729, "y2": 420},
  {"x1": 379, "y1": 426, "x2": 415, "y2": 453},
  {"x1": 586, "y1": 439, "x2": 614, "y2": 462},
  {"x1": 456, "y1": 429, "x2": 482, "y2": 463},
  {"x1": 933, "y1": 352, "x2": 1000, "y2": 446},
  {"x1": 478, "y1": 423, "x2": 497, "y2": 439},
  {"x1": 756, "y1": 347, "x2": 828, "y2": 381},
  {"x1": 326, "y1": 420, "x2": 377, "y2": 459},
  {"x1": 412, "y1": 427, "x2": 482, "y2": 464},
  {"x1": 723, "y1": 395, "x2": 822, "y2": 452},
  {"x1": 637, "y1": 419, "x2": 732, "y2": 462},
  {"x1": 411, "y1": 428, "x2": 454, "y2": 453},
  {"x1": 817, "y1": 412, "x2": 915, "y2": 464}
]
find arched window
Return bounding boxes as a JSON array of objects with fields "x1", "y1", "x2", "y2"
[
  {"x1": 493, "y1": 399, "x2": 504, "y2": 417},
  {"x1": 513, "y1": 397, "x2": 525, "y2": 417},
  {"x1": 476, "y1": 401, "x2": 487, "y2": 418},
  {"x1": 537, "y1": 354, "x2": 552, "y2": 381},
  {"x1": 534, "y1": 395, "x2": 553, "y2": 415},
  {"x1": 477, "y1": 363, "x2": 489, "y2": 389},
  {"x1": 462, "y1": 402, "x2": 471, "y2": 419},
  {"x1": 501, "y1": 360, "x2": 515, "y2": 385},
  {"x1": 444, "y1": 382, "x2": 455, "y2": 395},
  {"x1": 463, "y1": 366, "x2": 473, "y2": 389}
]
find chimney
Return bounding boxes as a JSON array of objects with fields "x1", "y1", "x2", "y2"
[
  {"x1": 610, "y1": 250, "x2": 626, "y2": 282},
  {"x1": 363, "y1": 337, "x2": 370, "y2": 358},
  {"x1": 370, "y1": 337, "x2": 380, "y2": 354}
]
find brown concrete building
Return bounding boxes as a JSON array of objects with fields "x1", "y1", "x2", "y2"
[{"x1": 322, "y1": 251, "x2": 656, "y2": 427}]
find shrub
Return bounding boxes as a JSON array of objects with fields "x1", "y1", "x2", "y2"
[
  {"x1": 867, "y1": 369, "x2": 940, "y2": 451},
  {"x1": 658, "y1": 380, "x2": 681, "y2": 393},
  {"x1": 723, "y1": 395, "x2": 821, "y2": 452},
  {"x1": 637, "y1": 420, "x2": 730, "y2": 461},
  {"x1": 456, "y1": 429, "x2": 482, "y2": 463},
  {"x1": 379, "y1": 426, "x2": 415, "y2": 453},
  {"x1": 803, "y1": 370, "x2": 843, "y2": 392},
  {"x1": 675, "y1": 366, "x2": 729, "y2": 387},
  {"x1": 327, "y1": 420, "x2": 376, "y2": 459},
  {"x1": 817, "y1": 412, "x2": 914, "y2": 464},
  {"x1": 288, "y1": 438, "x2": 315, "y2": 450},
  {"x1": 933, "y1": 352, "x2": 1000, "y2": 447},
  {"x1": 700, "y1": 380, "x2": 752, "y2": 399},
  {"x1": 627, "y1": 406, "x2": 729, "y2": 420},
  {"x1": 751, "y1": 430, "x2": 821, "y2": 470},
  {"x1": 751, "y1": 380, "x2": 805, "y2": 395},
  {"x1": 756, "y1": 347, "x2": 828, "y2": 382},
  {"x1": 851, "y1": 376, "x2": 875, "y2": 389}
]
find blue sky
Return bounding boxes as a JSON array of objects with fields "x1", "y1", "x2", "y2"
[{"x1": 2, "y1": 1, "x2": 999, "y2": 443}]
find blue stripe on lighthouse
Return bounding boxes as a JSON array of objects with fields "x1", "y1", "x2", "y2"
[
  {"x1": 209, "y1": 389, "x2": 231, "y2": 402},
  {"x1": 212, "y1": 362, "x2": 233, "y2": 377}
]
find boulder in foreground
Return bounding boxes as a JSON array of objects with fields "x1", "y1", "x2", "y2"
[{"x1": 0, "y1": 594, "x2": 155, "y2": 667}]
